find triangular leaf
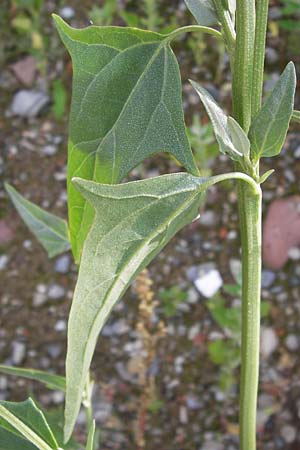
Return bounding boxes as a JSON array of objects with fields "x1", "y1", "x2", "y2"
[
  {"x1": 249, "y1": 62, "x2": 296, "y2": 160},
  {"x1": 190, "y1": 81, "x2": 243, "y2": 161},
  {"x1": 0, "y1": 399, "x2": 58, "y2": 450},
  {"x1": 5, "y1": 184, "x2": 70, "y2": 258},
  {"x1": 53, "y1": 15, "x2": 198, "y2": 262},
  {"x1": 63, "y1": 170, "x2": 254, "y2": 440},
  {"x1": 184, "y1": 0, "x2": 218, "y2": 26},
  {"x1": 0, "y1": 365, "x2": 66, "y2": 392}
]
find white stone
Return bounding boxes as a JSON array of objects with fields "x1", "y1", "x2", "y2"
[
  {"x1": 11, "y1": 90, "x2": 49, "y2": 117},
  {"x1": 194, "y1": 269, "x2": 223, "y2": 298},
  {"x1": 261, "y1": 328, "x2": 278, "y2": 358}
]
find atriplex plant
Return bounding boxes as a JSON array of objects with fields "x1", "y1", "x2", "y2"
[{"x1": 2, "y1": 1, "x2": 299, "y2": 449}]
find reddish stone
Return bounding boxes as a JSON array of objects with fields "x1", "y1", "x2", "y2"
[
  {"x1": 263, "y1": 196, "x2": 300, "y2": 270},
  {"x1": 0, "y1": 220, "x2": 14, "y2": 245},
  {"x1": 10, "y1": 56, "x2": 37, "y2": 86}
]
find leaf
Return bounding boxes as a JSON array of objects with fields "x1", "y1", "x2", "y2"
[
  {"x1": 5, "y1": 183, "x2": 70, "y2": 258},
  {"x1": 227, "y1": 117, "x2": 250, "y2": 158},
  {"x1": 86, "y1": 421, "x2": 95, "y2": 450},
  {"x1": 63, "y1": 172, "x2": 217, "y2": 441},
  {"x1": 184, "y1": 0, "x2": 218, "y2": 26},
  {"x1": 53, "y1": 15, "x2": 198, "y2": 261},
  {"x1": 190, "y1": 81, "x2": 243, "y2": 161},
  {"x1": 291, "y1": 110, "x2": 300, "y2": 124},
  {"x1": 0, "y1": 427, "x2": 37, "y2": 450},
  {"x1": 52, "y1": 79, "x2": 67, "y2": 120},
  {"x1": 0, "y1": 365, "x2": 66, "y2": 392},
  {"x1": 249, "y1": 62, "x2": 296, "y2": 160},
  {"x1": 0, "y1": 399, "x2": 58, "y2": 450}
]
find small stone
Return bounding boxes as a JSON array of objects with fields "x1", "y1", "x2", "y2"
[
  {"x1": 47, "y1": 283, "x2": 65, "y2": 300},
  {"x1": 265, "y1": 47, "x2": 279, "y2": 64},
  {"x1": 187, "y1": 287, "x2": 199, "y2": 304},
  {"x1": 194, "y1": 268, "x2": 223, "y2": 298},
  {"x1": 54, "y1": 255, "x2": 71, "y2": 274},
  {"x1": 54, "y1": 320, "x2": 67, "y2": 332},
  {"x1": 261, "y1": 328, "x2": 278, "y2": 358},
  {"x1": 11, "y1": 341, "x2": 26, "y2": 364},
  {"x1": 59, "y1": 6, "x2": 75, "y2": 19},
  {"x1": 10, "y1": 56, "x2": 36, "y2": 86},
  {"x1": 42, "y1": 144, "x2": 57, "y2": 156},
  {"x1": 199, "y1": 210, "x2": 216, "y2": 227},
  {"x1": 261, "y1": 269, "x2": 276, "y2": 288},
  {"x1": 285, "y1": 334, "x2": 299, "y2": 352},
  {"x1": 186, "y1": 394, "x2": 201, "y2": 410},
  {"x1": 94, "y1": 402, "x2": 112, "y2": 423},
  {"x1": 188, "y1": 324, "x2": 201, "y2": 340},
  {"x1": 11, "y1": 90, "x2": 49, "y2": 118},
  {"x1": 0, "y1": 255, "x2": 9, "y2": 270},
  {"x1": 179, "y1": 405, "x2": 188, "y2": 424},
  {"x1": 280, "y1": 425, "x2": 296, "y2": 443},
  {"x1": 0, "y1": 376, "x2": 8, "y2": 390},
  {"x1": 51, "y1": 391, "x2": 64, "y2": 404},
  {"x1": 200, "y1": 441, "x2": 223, "y2": 450},
  {"x1": 288, "y1": 247, "x2": 300, "y2": 261},
  {"x1": 294, "y1": 146, "x2": 300, "y2": 159},
  {"x1": 32, "y1": 291, "x2": 47, "y2": 307},
  {"x1": 47, "y1": 344, "x2": 62, "y2": 359},
  {"x1": 0, "y1": 221, "x2": 14, "y2": 245}
]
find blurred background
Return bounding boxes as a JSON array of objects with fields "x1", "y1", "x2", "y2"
[{"x1": 0, "y1": 1, "x2": 300, "y2": 449}]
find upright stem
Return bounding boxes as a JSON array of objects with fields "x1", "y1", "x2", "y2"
[
  {"x1": 239, "y1": 185, "x2": 262, "y2": 450},
  {"x1": 233, "y1": 0, "x2": 255, "y2": 132},
  {"x1": 232, "y1": 2, "x2": 264, "y2": 450},
  {"x1": 82, "y1": 373, "x2": 94, "y2": 436},
  {"x1": 251, "y1": 0, "x2": 269, "y2": 118}
]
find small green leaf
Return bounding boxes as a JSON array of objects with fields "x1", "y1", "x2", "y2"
[
  {"x1": 53, "y1": 15, "x2": 198, "y2": 262},
  {"x1": 227, "y1": 117, "x2": 250, "y2": 158},
  {"x1": 86, "y1": 421, "x2": 95, "y2": 450},
  {"x1": 0, "y1": 365, "x2": 66, "y2": 392},
  {"x1": 190, "y1": 81, "x2": 243, "y2": 161},
  {"x1": 249, "y1": 62, "x2": 296, "y2": 160},
  {"x1": 0, "y1": 399, "x2": 58, "y2": 450},
  {"x1": 5, "y1": 183, "x2": 70, "y2": 258},
  {"x1": 184, "y1": 0, "x2": 218, "y2": 26}
]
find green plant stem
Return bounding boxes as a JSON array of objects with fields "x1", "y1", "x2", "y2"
[
  {"x1": 292, "y1": 110, "x2": 300, "y2": 123},
  {"x1": 251, "y1": 0, "x2": 269, "y2": 117},
  {"x1": 212, "y1": 0, "x2": 235, "y2": 64},
  {"x1": 238, "y1": 184, "x2": 262, "y2": 450},
  {"x1": 167, "y1": 25, "x2": 222, "y2": 42},
  {"x1": 233, "y1": 0, "x2": 256, "y2": 132}
]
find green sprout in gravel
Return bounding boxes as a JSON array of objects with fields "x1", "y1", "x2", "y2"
[{"x1": 2, "y1": 1, "x2": 299, "y2": 449}]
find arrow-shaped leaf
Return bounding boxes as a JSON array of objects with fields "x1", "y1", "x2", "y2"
[
  {"x1": 5, "y1": 183, "x2": 70, "y2": 258},
  {"x1": 0, "y1": 365, "x2": 66, "y2": 392},
  {"x1": 63, "y1": 171, "x2": 256, "y2": 441},
  {"x1": 53, "y1": 15, "x2": 198, "y2": 262},
  {"x1": 249, "y1": 62, "x2": 296, "y2": 160},
  {"x1": 184, "y1": 0, "x2": 218, "y2": 26}
]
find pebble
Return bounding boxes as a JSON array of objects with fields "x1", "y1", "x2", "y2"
[
  {"x1": 285, "y1": 334, "x2": 299, "y2": 352},
  {"x1": 288, "y1": 246, "x2": 300, "y2": 261},
  {"x1": 42, "y1": 144, "x2": 58, "y2": 156},
  {"x1": 186, "y1": 394, "x2": 201, "y2": 410},
  {"x1": 261, "y1": 269, "x2": 276, "y2": 289},
  {"x1": 54, "y1": 255, "x2": 71, "y2": 274},
  {"x1": 294, "y1": 145, "x2": 300, "y2": 158},
  {"x1": 261, "y1": 328, "x2": 278, "y2": 358},
  {"x1": 94, "y1": 401, "x2": 112, "y2": 423},
  {"x1": 179, "y1": 405, "x2": 188, "y2": 424},
  {"x1": 10, "y1": 90, "x2": 50, "y2": 117},
  {"x1": 0, "y1": 221, "x2": 14, "y2": 245},
  {"x1": 11, "y1": 341, "x2": 26, "y2": 364},
  {"x1": 188, "y1": 324, "x2": 201, "y2": 340},
  {"x1": 194, "y1": 267, "x2": 223, "y2": 298},
  {"x1": 200, "y1": 441, "x2": 223, "y2": 450},
  {"x1": 59, "y1": 6, "x2": 75, "y2": 19},
  {"x1": 54, "y1": 320, "x2": 67, "y2": 332},
  {"x1": 47, "y1": 283, "x2": 66, "y2": 300},
  {"x1": 51, "y1": 391, "x2": 65, "y2": 404},
  {"x1": 199, "y1": 210, "x2": 216, "y2": 227},
  {"x1": 47, "y1": 344, "x2": 62, "y2": 359},
  {"x1": 0, "y1": 255, "x2": 9, "y2": 271},
  {"x1": 280, "y1": 425, "x2": 296, "y2": 443},
  {"x1": 10, "y1": 56, "x2": 36, "y2": 86},
  {"x1": 187, "y1": 287, "x2": 199, "y2": 304}
]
